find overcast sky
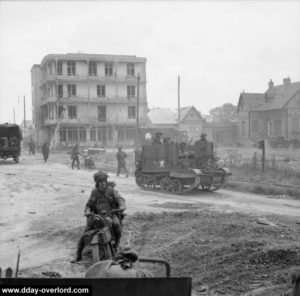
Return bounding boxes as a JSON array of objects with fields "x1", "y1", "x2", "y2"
[{"x1": 0, "y1": 1, "x2": 300, "y2": 124}]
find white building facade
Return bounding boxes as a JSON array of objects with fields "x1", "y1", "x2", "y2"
[{"x1": 31, "y1": 53, "x2": 148, "y2": 147}]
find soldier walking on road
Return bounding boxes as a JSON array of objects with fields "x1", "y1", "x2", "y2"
[
  {"x1": 28, "y1": 138, "x2": 35, "y2": 155},
  {"x1": 116, "y1": 146, "x2": 128, "y2": 177},
  {"x1": 42, "y1": 140, "x2": 50, "y2": 162},
  {"x1": 71, "y1": 143, "x2": 81, "y2": 169}
]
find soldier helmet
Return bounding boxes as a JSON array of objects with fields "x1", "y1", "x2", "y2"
[{"x1": 93, "y1": 171, "x2": 108, "y2": 183}]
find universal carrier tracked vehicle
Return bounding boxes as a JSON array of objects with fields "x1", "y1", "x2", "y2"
[{"x1": 135, "y1": 140, "x2": 231, "y2": 194}]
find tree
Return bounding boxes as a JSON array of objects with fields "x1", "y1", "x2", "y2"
[{"x1": 208, "y1": 103, "x2": 237, "y2": 123}]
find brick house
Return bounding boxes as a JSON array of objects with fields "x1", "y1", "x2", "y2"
[{"x1": 237, "y1": 77, "x2": 300, "y2": 143}]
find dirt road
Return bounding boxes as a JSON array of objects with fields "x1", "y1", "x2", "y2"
[{"x1": 0, "y1": 153, "x2": 299, "y2": 294}]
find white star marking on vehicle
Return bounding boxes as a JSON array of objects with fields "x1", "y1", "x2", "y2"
[{"x1": 159, "y1": 159, "x2": 165, "y2": 168}]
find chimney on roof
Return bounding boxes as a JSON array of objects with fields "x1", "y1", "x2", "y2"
[
  {"x1": 268, "y1": 79, "x2": 274, "y2": 89},
  {"x1": 283, "y1": 76, "x2": 291, "y2": 86}
]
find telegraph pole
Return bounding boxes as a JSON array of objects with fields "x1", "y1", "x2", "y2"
[
  {"x1": 136, "y1": 73, "x2": 140, "y2": 147},
  {"x1": 23, "y1": 95, "x2": 26, "y2": 128},
  {"x1": 178, "y1": 75, "x2": 181, "y2": 128}
]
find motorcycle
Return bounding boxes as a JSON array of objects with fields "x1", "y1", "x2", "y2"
[
  {"x1": 84, "y1": 155, "x2": 96, "y2": 170},
  {"x1": 84, "y1": 209, "x2": 124, "y2": 263}
]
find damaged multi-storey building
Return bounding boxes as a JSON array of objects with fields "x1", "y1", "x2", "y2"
[{"x1": 31, "y1": 53, "x2": 148, "y2": 148}]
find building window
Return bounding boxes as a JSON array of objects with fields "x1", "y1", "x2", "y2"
[
  {"x1": 59, "y1": 128, "x2": 66, "y2": 142},
  {"x1": 68, "y1": 128, "x2": 78, "y2": 142},
  {"x1": 251, "y1": 119, "x2": 259, "y2": 133},
  {"x1": 98, "y1": 106, "x2": 106, "y2": 122},
  {"x1": 67, "y1": 84, "x2": 76, "y2": 97},
  {"x1": 79, "y1": 128, "x2": 86, "y2": 141},
  {"x1": 58, "y1": 84, "x2": 63, "y2": 98},
  {"x1": 68, "y1": 106, "x2": 77, "y2": 119},
  {"x1": 89, "y1": 62, "x2": 97, "y2": 76},
  {"x1": 58, "y1": 106, "x2": 64, "y2": 119},
  {"x1": 57, "y1": 61, "x2": 62, "y2": 75},
  {"x1": 128, "y1": 106, "x2": 136, "y2": 119},
  {"x1": 240, "y1": 121, "x2": 246, "y2": 137},
  {"x1": 127, "y1": 63, "x2": 135, "y2": 76},
  {"x1": 292, "y1": 118, "x2": 300, "y2": 134},
  {"x1": 67, "y1": 61, "x2": 76, "y2": 76},
  {"x1": 105, "y1": 63, "x2": 113, "y2": 76},
  {"x1": 97, "y1": 128, "x2": 107, "y2": 144},
  {"x1": 90, "y1": 127, "x2": 96, "y2": 141},
  {"x1": 274, "y1": 119, "x2": 282, "y2": 135},
  {"x1": 97, "y1": 85, "x2": 106, "y2": 97},
  {"x1": 127, "y1": 85, "x2": 135, "y2": 98}
]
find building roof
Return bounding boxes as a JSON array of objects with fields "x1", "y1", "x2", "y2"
[
  {"x1": 258, "y1": 81, "x2": 300, "y2": 111},
  {"x1": 177, "y1": 106, "x2": 203, "y2": 122},
  {"x1": 40, "y1": 53, "x2": 147, "y2": 66},
  {"x1": 238, "y1": 78, "x2": 300, "y2": 112},
  {"x1": 147, "y1": 108, "x2": 177, "y2": 125},
  {"x1": 237, "y1": 93, "x2": 265, "y2": 112}
]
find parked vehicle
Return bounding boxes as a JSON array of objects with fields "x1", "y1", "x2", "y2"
[
  {"x1": 135, "y1": 140, "x2": 231, "y2": 194},
  {"x1": 0, "y1": 123, "x2": 23, "y2": 163}
]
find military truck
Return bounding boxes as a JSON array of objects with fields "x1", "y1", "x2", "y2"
[{"x1": 0, "y1": 123, "x2": 23, "y2": 163}]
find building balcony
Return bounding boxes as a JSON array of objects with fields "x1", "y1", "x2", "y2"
[
  {"x1": 40, "y1": 73, "x2": 146, "y2": 86},
  {"x1": 41, "y1": 96, "x2": 58, "y2": 105}
]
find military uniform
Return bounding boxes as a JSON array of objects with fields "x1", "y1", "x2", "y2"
[
  {"x1": 116, "y1": 149, "x2": 128, "y2": 177},
  {"x1": 74, "y1": 184, "x2": 126, "y2": 261},
  {"x1": 42, "y1": 142, "x2": 50, "y2": 162},
  {"x1": 71, "y1": 144, "x2": 80, "y2": 169}
]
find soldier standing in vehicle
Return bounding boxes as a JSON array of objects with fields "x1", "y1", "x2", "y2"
[
  {"x1": 116, "y1": 146, "x2": 128, "y2": 177},
  {"x1": 152, "y1": 132, "x2": 163, "y2": 145},
  {"x1": 71, "y1": 171, "x2": 126, "y2": 262},
  {"x1": 42, "y1": 140, "x2": 50, "y2": 162},
  {"x1": 71, "y1": 143, "x2": 81, "y2": 169}
]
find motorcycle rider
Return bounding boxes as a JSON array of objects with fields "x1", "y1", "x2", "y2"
[{"x1": 71, "y1": 171, "x2": 126, "y2": 262}]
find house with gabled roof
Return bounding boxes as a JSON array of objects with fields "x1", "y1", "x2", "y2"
[
  {"x1": 178, "y1": 106, "x2": 206, "y2": 143},
  {"x1": 237, "y1": 77, "x2": 300, "y2": 143}
]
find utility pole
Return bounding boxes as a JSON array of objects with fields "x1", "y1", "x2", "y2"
[
  {"x1": 136, "y1": 73, "x2": 140, "y2": 147},
  {"x1": 23, "y1": 95, "x2": 26, "y2": 128},
  {"x1": 178, "y1": 75, "x2": 181, "y2": 128},
  {"x1": 13, "y1": 108, "x2": 16, "y2": 124}
]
